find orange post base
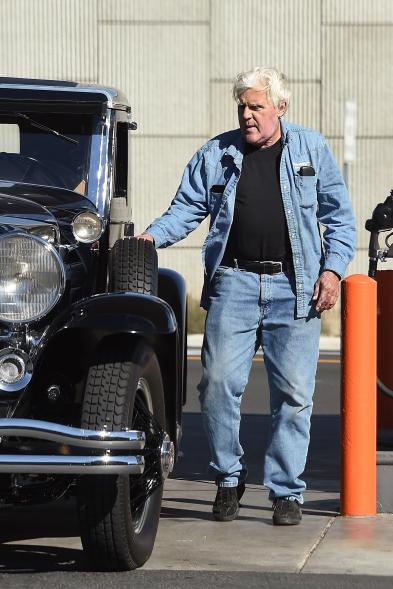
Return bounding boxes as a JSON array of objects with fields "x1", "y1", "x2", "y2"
[{"x1": 341, "y1": 275, "x2": 376, "y2": 516}]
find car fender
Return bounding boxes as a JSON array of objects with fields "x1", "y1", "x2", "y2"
[{"x1": 60, "y1": 292, "x2": 177, "y2": 335}]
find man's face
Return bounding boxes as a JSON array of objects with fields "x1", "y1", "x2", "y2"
[{"x1": 237, "y1": 87, "x2": 286, "y2": 148}]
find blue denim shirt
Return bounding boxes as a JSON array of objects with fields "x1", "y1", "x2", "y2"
[{"x1": 146, "y1": 119, "x2": 356, "y2": 318}]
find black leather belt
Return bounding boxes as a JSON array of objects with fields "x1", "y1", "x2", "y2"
[{"x1": 228, "y1": 258, "x2": 288, "y2": 275}]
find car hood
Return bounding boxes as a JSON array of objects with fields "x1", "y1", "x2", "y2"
[{"x1": 0, "y1": 183, "x2": 99, "y2": 241}]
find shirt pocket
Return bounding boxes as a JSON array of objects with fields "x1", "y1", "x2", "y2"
[
  {"x1": 208, "y1": 185, "x2": 225, "y2": 215},
  {"x1": 294, "y1": 175, "x2": 318, "y2": 208}
]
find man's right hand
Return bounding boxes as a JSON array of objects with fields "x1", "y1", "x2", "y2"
[{"x1": 136, "y1": 233, "x2": 154, "y2": 243}]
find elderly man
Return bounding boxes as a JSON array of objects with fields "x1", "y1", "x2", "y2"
[{"x1": 139, "y1": 67, "x2": 355, "y2": 525}]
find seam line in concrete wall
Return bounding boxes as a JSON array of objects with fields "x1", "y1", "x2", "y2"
[
  {"x1": 327, "y1": 136, "x2": 393, "y2": 140},
  {"x1": 131, "y1": 135, "x2": 210, "y2": 139},
  {"x1": 98, "y1": 20, "x2": 209, "y2": 26},
  {"x1": 322, "y1": 23, "x2": 393, "y2": 27},
  {"x1": 211, "y1": 78, "x2": 322, "y2": 84},
  {"x1": 319, "y1": 0, "x2": 323, "y2": 131},
  {"x1": 95, "y1": 0, "x2": 99, "y2": 87},
  {"x1": 74, "y1": 78, "x2": 100, "y2": 84},
  {"x1": 209, "y1": 0, "x2": 212, "y2": 134}
]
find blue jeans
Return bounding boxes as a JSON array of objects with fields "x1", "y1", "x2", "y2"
[{"x1": 197, "y1": 266, "x2": 321, "y2": 503}]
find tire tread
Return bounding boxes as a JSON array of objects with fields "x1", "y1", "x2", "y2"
[
  {"x1": 110, "y1": 238, "x2": 158, "y2": 295},
  {"x1": 77, "y1": 343, "x2": 164, "y2": 571}
]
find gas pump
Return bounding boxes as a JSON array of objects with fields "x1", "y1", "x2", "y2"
[
  {"x1": 366, "y1": 189, "x2": 393, "y2": 436},
  {"x1": 366, "y1": 189, "x2": 393, "y2": 277}
]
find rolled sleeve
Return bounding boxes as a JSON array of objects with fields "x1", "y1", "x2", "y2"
[{"x1": 316, "y1": 140, "x2": 356, "y2": 277}]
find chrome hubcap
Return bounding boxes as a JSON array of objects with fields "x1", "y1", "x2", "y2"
[{"x1": 160, "y1": 434, "x2": 175, "y2": 479}]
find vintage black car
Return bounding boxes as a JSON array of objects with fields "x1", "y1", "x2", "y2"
[{"x1": 0, "y1": 78, "x2": 187, "y2": 571}]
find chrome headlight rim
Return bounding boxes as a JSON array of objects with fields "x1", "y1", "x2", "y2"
[
  {"x1": 0, "y1": 347, "x2": 33, "y2": 391},
  {"x1": 72, "y1": 211, "x2": 103, "y2": 244},
  {"x1": 0, "y1": 232, "x2": 66, "y2": 325}
]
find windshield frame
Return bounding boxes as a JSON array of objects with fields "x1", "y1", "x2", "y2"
[{"x1": 86, "y1": 108, "x2": 114, "y2": 219}]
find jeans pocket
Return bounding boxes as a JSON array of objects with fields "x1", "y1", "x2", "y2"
[{"x1": 214, "y1": 265, "x2": 231, "y2": 280}]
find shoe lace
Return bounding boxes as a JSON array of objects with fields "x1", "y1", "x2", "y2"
[{"x1": 273, "y1": 497, "x2": 293, "y2": 511}]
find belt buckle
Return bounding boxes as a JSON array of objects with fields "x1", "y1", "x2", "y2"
[
  {"x1": 262, "y1": 260, "x2": 283, "y2": 274},
  {"x1": 272, "y1": 261, "x2": 283, "y2": 274}
]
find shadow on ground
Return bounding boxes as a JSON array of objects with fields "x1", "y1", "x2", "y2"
[{"x1": 0, "y1": 543, "x2": 84, "y2": 573}]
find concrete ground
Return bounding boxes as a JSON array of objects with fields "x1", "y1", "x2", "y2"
[
  {"x1": 146, "y1": 479, "x2": 393, "y2": 576},
  {"x1": 3, "y1": 481, "x2": 391, "y2": 578}
]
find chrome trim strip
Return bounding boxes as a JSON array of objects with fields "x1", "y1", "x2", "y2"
[
  {"x1": 87, "y1": 114, "x2": 111, "y2": 217},
  {"x1": 0, "y1": 454, "x2": 144, "y2": 474},
  {"x1": 0, "y1": 418, "x2": 145, "y2": 450}
]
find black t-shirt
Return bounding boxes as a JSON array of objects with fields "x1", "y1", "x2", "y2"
[{"x1": 223, "y1": 139, "x2": 291, "y2": 262}]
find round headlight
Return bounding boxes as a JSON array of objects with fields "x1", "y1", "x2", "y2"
[
  {"x1": 72, "y1": 212, "x2": 103, "y2": 243},
  {"x1": 0, "y1": 233, "x2": 65, "y2": 323}
]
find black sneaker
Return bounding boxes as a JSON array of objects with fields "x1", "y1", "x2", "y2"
[
  {"x1": 213, "y1": 484, "x2": 245, "y2": 522},
  {"x1": 272, "y1": 497, "x2": 302, "y2": 525},
  {"x1": 236, "y1": 482, "x2": 246, "y2": 504}
]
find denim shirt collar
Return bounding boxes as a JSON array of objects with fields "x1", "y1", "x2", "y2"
[
  {"x1": 279, "y1": 117, "x2": 291, "y2": 145},
  {"x1": 222, "y1": 131, "x2": 244, "y2": 165}
]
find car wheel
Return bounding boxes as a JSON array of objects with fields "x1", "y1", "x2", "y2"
[
  {"x1": 109, "y1": 237, "x2": 158, "y2": 295},
  {"x1": 76, "y1": 340, "x2": 166, "y2": 571}
]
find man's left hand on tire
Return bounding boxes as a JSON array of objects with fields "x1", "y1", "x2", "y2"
[{"x1": 136, "y1": 233, "x2": 155, "y2": 243}]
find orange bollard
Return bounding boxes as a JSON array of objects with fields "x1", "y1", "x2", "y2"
[{"x1": 341, "y1": 274, "x2": 376, "y2": 516}]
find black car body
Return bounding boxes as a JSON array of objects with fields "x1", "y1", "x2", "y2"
[{"x1": 0, "y1": 78, "x2": 187, "y2": 570}]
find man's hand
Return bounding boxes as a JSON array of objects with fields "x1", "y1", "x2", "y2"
[
  {"x1": 312, "y1": 271, "x2": 340, "y2": 313},
  {"x1": 136, "y1": 233, "x2": 154, "y2": 243}
]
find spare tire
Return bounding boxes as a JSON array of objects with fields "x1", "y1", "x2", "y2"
[{"x1": 109, "y1": 238, "x2": 158, "y2": 295}]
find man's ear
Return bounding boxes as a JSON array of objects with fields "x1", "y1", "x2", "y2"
[{"x1": 278, "y1": 101, "x2": 287, "y2": 117}]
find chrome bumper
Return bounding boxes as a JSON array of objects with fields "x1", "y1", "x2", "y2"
[{"x1": 0, "y1": 418, "x2": 145, "y2": 474}]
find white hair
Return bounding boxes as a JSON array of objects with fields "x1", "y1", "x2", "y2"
[{"x1": 232, "y1": 66, "x2": 291, "y2": 112}]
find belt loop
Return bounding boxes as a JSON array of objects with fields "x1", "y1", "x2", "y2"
[{"x1": 234, "y1": 258, "x2": 239, "y2": 270}]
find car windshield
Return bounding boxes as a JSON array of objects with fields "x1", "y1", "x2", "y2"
[{"x1": 0, "y1": 111, "x2": 96, "y2": 195}]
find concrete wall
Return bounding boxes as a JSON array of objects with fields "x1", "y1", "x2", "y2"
[{"x1": 1, "y1": 0, "x2": 393, "y2": 296}]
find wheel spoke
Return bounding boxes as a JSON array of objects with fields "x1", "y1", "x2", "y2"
[{"x1": 129, "y1": 390, "x2": 164, "y2": 513}]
